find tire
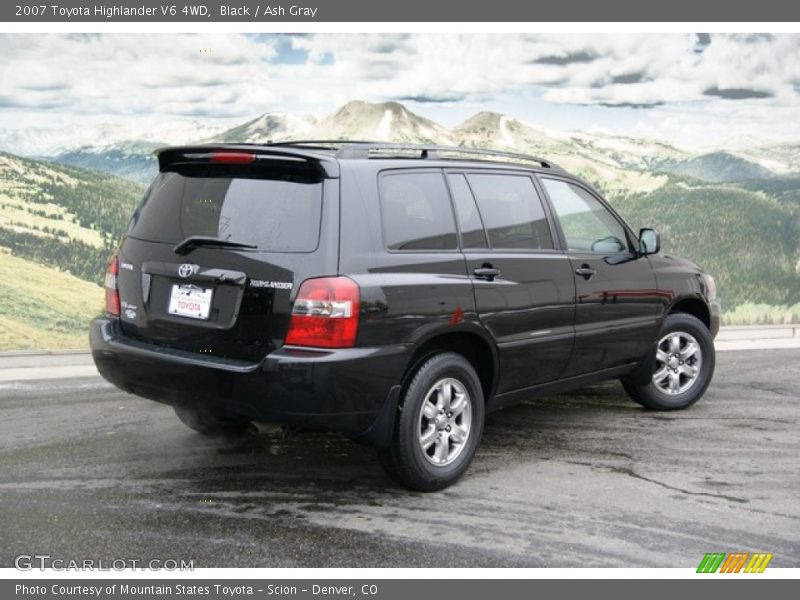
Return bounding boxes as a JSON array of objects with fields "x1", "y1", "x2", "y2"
[
  {"x1": 377, "y1": 352, "x2": 485, "y2": 491},
  {"x1": 173, "y1": 405, "x2": 250, "y2": 435},
  {"x1": 622, "y1": 313, "x2": 715, "y2": 411}
]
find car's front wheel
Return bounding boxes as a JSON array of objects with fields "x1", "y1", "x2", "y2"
[
  {"x1": 622, "y1": 313, "x2": 715, "y2": 410},
  {"x1": 378, "y1": 352, "x2": 485, "y2": 491}
]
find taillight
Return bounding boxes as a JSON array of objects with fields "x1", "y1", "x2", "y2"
[
  {"x1": 284, "y1": 277, "x2": 360, "y2": 348},
  {"x1": 104, "y1": 254, "x2": 120, "y2": 316}
]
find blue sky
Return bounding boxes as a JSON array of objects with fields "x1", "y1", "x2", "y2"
[{"x1": 0, "y1": 33, "x2": 798, "y2": 150}]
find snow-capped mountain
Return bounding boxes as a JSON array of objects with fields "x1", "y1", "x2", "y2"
[
  {"x1": 732, "y1": 142, "x2": 800, "y2": 176},
  {"x1": 2, "y1": 100, "x2": 797, "y2": 187},
  {"x1": 52, "y1": 141, "x2": 161, "y2": 184},
  {"x1": 0, "y1": 119, "x2": 228, "y2": 158},
  {"x1": 452, "y1": 110, "x2": 798, "y2": 185},
  {"x1": 309, "y1": 100, "x2": 455, "y2": 144},
  {"x1": 210, "y1": 113, "x2": 317, "y2": 144},
  {"x1": 209, "y1": 100, "x2": 454, "y2": 145},
  {"x1": 452, "y1": 111, "x2": 678, "y2": 193}
]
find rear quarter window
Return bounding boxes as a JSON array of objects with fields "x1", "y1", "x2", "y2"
[{"x1": 379, "y1": 171, "x2": 458, "y2": 251}]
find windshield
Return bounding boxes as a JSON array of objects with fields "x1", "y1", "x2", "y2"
[{"x1": 127, "y1": 164, "x2": 323, "y2": 253}]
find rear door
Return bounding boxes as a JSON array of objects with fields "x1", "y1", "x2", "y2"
[
  {"x1": 344, "y1": 167, "x2": 477, "y2": 348},
  {"x1": 447, "y1": 170, "x2": 576, "y2": 393},
  {"x1": 116, "y1": 157, "x2": 337, "y2": 362},
  {"x1": 538, "y1": 176, "x2": 661, "y2": 376}
]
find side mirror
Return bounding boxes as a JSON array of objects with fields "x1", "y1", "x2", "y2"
[{"x1": 639, "y1": 228, "x2": 660, "y2": 255}]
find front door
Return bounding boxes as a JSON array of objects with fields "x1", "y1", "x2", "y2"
[{"x1": 539, "y1": 176, "x2": 662, "y2": 377}]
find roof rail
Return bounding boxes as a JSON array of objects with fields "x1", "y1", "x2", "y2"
[
  {"x1": 340, "y1": 142, "x2": 559, "y2": 169},
  {"x1": 268, "y1": 140, "x2": 560, "y2": 170},
  {"x1": 267, "y1": 140, "x2": 356, "y2": 151}
]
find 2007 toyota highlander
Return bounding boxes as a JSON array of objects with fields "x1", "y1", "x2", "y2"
[{"x1": 91, "y1": 142, "x2": 720, "y2": 490}]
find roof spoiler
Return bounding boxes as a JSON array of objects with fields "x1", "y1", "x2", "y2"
[{"x1": 154, "y1": 144, "x2": 340, "y2": 177}]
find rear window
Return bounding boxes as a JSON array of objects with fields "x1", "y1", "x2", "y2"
[
  {"x1": 379, "y1": 171, "x2": 457, "y2": 251},
  {"x1": 127, "y1": 164, "x2": 323, "y2": 253}
]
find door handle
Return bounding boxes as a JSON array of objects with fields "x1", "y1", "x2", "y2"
[
  {"x1": 473, "y1": 265, "x2": 501, "y2": 281},
  {"x1": 575, "y1": 264, "x2": 596, "y2": 280}
]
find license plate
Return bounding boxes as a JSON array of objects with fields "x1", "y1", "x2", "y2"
[{"x1": 168, "y1": 284, "x2": 214, "y2": 320}]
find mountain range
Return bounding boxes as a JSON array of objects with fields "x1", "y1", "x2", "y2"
[
  {"x1": 0, "y1": 100, "x2": 798, "y2": 348},
  {"x1": 2, "y1": 100, "x2": 796, "y2": 189}
]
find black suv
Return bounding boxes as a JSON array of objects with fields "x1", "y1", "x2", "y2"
[{"x1": 91, "y1": 142, "x2": 720, "y2": 490}]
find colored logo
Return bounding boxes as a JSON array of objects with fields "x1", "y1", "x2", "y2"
[{"x1": 697, "y1": 552, "x2": 773, "y2": 573}]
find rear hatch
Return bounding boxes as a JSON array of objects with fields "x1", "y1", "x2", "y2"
[{"x1": 115, "y1": 149, "x2": 339, "y2": 362}]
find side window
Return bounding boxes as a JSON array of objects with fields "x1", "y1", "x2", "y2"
[
  {"x1": 541, "y1": 179, "x2": 629, "y2": 254},
  {"x1": 379, "y1": 171, "x2": 458, "y2": 251},
  {"x1": 466, "y1": 174, "x2": 554, "y2": 250},
  {"x1": 447, "y1": 174, "x2": 488, "y2": 249}
]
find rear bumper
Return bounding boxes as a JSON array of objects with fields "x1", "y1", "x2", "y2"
[{"x1": 90, "y1": 317, "x2": 409, "y2": 446}]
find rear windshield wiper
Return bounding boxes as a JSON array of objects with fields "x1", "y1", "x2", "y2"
[{"x1": 174, "y1": 236, "x2": 257, "y2": 256}]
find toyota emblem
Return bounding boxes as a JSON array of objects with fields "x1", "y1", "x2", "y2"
[{"x1": 178, "y1": 263, "x2": 196, "y2": 278}]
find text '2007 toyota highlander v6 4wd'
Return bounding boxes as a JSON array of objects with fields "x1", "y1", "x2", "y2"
[{"x1": 90, "y1": 142, "x2": 720, "y2": 490}]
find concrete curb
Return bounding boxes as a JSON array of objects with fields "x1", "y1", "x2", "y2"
[
  {"x1": 0, "y1": 348, "x2": 90, "y2": 358},
  {"x1": 716, "y1": 325, "x2": 799, "y2": 341},
  {"x1": 715, "y1": 339, "x2": 800, "y2": 351},
  {"x1": 1, "y1": 326, "x2": 798, "y2": 382},
  {"x1": 2, "y1": 325, "x2": 798, "y2": 357},
  {"x1": 0, "y1": 366, "x2": 100, "y2": 383}
]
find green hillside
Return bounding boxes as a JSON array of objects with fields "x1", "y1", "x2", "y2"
[
  {"x1": 610, "y1": 182, "x2": 800, "y2": 309},
  {"x1": 0, "y1": 152, "x2": 144, "y2": 285},
  {"x1": 655, "y1": 152, "x2": 775, "y2": 182},
  {"x1": 0, "y1": 140, "x2": 798, "y2": 350},
  {"x1": 0, "y1": 152, "x2": 143, "y2": 349},
  {"x1": 0, "y1": 249, "x2": 103, "y2": 349},
  {"x1": 52, "y1": 142, "x2": 159, "y2": 185}
]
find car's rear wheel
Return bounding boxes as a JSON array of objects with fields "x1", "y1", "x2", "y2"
[
  {"x1": 173, "y1": 405, "x2": 250, "y2": 435},
  {"x1": 378, "y1": 352, "x2": 484, "y2": 491},
  {"x1": 622, "y1": 313, "x2": 715, "y2": 410}
]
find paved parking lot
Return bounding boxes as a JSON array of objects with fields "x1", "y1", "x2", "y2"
[{"x1": 0, "y1": 349, "x2": 798, "y2": 567}]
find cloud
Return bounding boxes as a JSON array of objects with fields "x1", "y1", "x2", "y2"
[
  {"x1": 0, "y1": 34, "x2": 278, "y2": 119},
  {"x1": 3, "y1": 33, "x2": 798, "y2": 116},
  {"x1": 527, "y1": 34, "x2": 800, "y2": 111},
  {"x1": 732, "y1": 33, "x2": 775, "y2": 43},
  {"x1": 693, "y1": 33, "x2": 711, "y2": 54},
  {"x1": 599, "y1": 101, "x2": 664, "y2": 109},
  {"x1": 610, "y1": 72, "x2": 647, "y2": 85},
  {"x1": 289, "y1": 33, "x2": 800, "y2": 113},
  {"x1": 19, "y1": 81, "x2": 69, "y2": 92},
  {"x1": 397, "y1": 94, "x2": 466, "y2": 103},
  {"x1": 0, "y1": 94, "x2": 71, "y2": 109},
  {"x1": 531, "y1": 51, "x2": 597, "y2": 65},
  {"x1": 367, "y1": 38, "x2": 412, "y2": 54},
  {"x1": 704, "y1": 87, "x2": 773, "y2": 100},
  {"x1": 0, "y1": 33, "x2": 798, "y2": 148}
]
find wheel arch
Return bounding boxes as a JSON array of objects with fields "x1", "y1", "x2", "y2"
[
  {"x1": 667, "y1": 295, "x2": 711, "y2": 329},
  {"x1": 624, "y1": 297, "x2": 713, "y2": 387},
  {"x1": 402, "y1": 329, "x2": 498, "y2": 404}
]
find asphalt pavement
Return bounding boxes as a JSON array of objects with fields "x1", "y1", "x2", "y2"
[{"x1": 0, "y1": 349, "x2": 798, "y2": 568}]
